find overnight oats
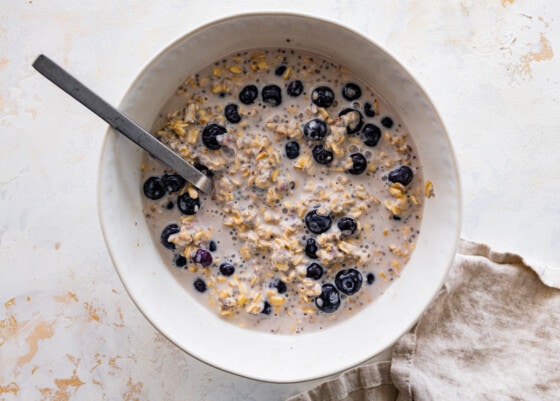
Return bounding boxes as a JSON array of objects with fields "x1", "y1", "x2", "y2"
[{"x1": 140, "y1": 48, "x2": 432, "y2": 334}]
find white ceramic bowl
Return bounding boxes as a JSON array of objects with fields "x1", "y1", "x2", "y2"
[{"x1": 98, "y1": 12, "x2": 461, "y2": 383}]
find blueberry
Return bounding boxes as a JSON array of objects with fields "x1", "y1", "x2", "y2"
[
  {"x1": 311, "y1": 86, "x2": 335, "y2": 108},
  {"x1": 208, "y1": 241, "x2": 217, "y2": 252},
  {"x1": 201, "y1": 123, "x2": 226, "y2": 150},
  {"x1": 366, "y1": 273, "x2": 375, "y2": 285},
  {"x1": 261, "y1": 301, "x2": 272, "y2": 315},
  {"x1": 224, "y1": 103, "x2": 241, "y2": 124},
  {"x1": 219, "y1": 262, "x2": 235, "y2": 276},
  {"x1": 161, "y1": 174, "x2": 186, "y2": 194},
  {"x1": 337, "y1": 217, "x2": 358, "y2": 236},
  {"x1": 306, "y1": 263, "x2": 324, "y2": 280},
  {"x1": 239, "y1": 84, "x2": 259, "y2": 105},
  {"x1": 262, "y1": 84, "x2": 282, "y2": 107},
  {"x1": 177, "y1": 192, "x2": 201, "y2": 215},
  {"x1": 315, "y1": 284, "x2": 341, "y2": 313},
  {"x1": 174, "y1": 254, "x2": 187, "y2": 268},
  {"x1": 381, "y1": 116, "x2": 394, "y2": 128},
  {"x1": 193, "y1": 249, "x2": 213, "y2": 267},
  {"x1": 362, "y1": 123, "x2": 381, "y2": 146},
  {"x1": 364, "y1": 102, "x2": 376, "y2": 117},
  {"x1": 194, "y1": 162, "x2": 215, "y2": 178},
  {"x1": 285, "y1": 141, "x2": 300, "y2": 159},
  {"x1": 342, "y1": 83, "x2": 362, "y2": 101},
  {"x1": 312, "y1": 145, "x2": 334, "y2": 165},
  {"x1": 193, "y1": 278, "x2": 207, "y2": 293},
  {"x1": 335, "y1": 268, "x2": 362, "y2": 295},
  {"x1": 160, "y1": 224, "x2": 180, "y2": 250},
  {"x1": 305, "y1": 238, "x2": 319, "y2": 259},
  {"x1": 305, "y1": 209, "x2": 332, "y2": 234},
  {"x1": 269, "y1": 278, "x2": 287, "y2": 294},
  {"x1": 303, "y1": 118, "x2": 328, "y2": 140},
  {"x1": 388, "y1": 165, "x2": 414, "y2": 186},
  {"x1": 165, "y1": 201, "x2": 174, "y2": 210},
  {"x1": 347, "y1": 153, "x2": 367, "y2": 175},
  {"x1": 287, "y1": 80, "x2": 304, "y2": 97},
  {"x1": 275, "y1": 65, "x2": 287, "y2": 76},
  {"x1": 338, "y1": 108, "x2": 364, "y2": 134},
  {"x1": 143, "y1": 177, "x2": 165, "y2": 200}
]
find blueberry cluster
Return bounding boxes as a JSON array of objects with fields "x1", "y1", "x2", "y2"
[
  {"x1": 288, "y1": 81, "x2": 395, "y2": 175},
  {"x1": 143, "y1": 174, "x2": 186, "y2": 200},
  {"x1": 143, "y1": 171, "x2": 224, "y2": 291},
  {"x1": 314, "y1": 269, "x2": 364, "y2": 313},
  {"x1": 189, "y1": 245, "x2": 241, "y2": 292},
  {"x1": 301, "y1": 209, "x2": 369, "y2": 313},
  {"x1": 204, "y1": 78, "x2": 307, "y2": 151}
]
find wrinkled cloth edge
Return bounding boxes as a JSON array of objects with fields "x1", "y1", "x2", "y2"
[
  {"x1": 459, "y1": 238, "x2": 560, "y2": 289},
  {"x1": 285, "y1": 361, "x2": 394, "y2": 401},
  {"x1": 391, "y1": 238, "x2": 560, "y2": 401}
]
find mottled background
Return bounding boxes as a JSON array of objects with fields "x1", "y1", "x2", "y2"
[{"x1": 1, "y1": 1, "x2": 558, "y2": 400}]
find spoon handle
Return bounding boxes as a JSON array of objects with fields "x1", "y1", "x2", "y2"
[{"x1": 32, "y1": 54, "x2": 213, "y2": 194}]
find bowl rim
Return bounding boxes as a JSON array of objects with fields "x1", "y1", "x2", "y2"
[{"x1": 97, "y1": 10, "x2": 463, "y2": 383}]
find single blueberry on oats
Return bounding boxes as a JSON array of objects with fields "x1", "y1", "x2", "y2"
[
  {"x1": 193, "y1": 278, "x2": 207, "y2": 293},
  {"x1": 261, "y1": 301, "x2": 272, "y2": 315},
  {"x1": 194, "y1": 162, "x2": 215, "y2": 178},
  {"x1": 193, "y1": 249, "x2": 213, "y2": 267},
  {"x1": 338, "y1": 108, "x2": 364, "y2": 134},
  {"x1": 311, "y1": 86, "x2": 335, "y2": 108},
  {"x1": 269, "y1": 278, "x2": 287, "y2": 294},
  {"x1": 347, "y1": 153, "x2": 368, "y2": 175},
  {"x1": 219, "y1": 262, "x2": 235, "y2": 276},
  {"x1": 262, "y1": 84, "x2": 282, "y2": 106},
  {"x1": 305, "y1": 238, "x2": 319, "y2": 259},
  {"x1": 239, "y1": 84, "x2": 259, "y2": 104},
  {"x1": 275, "y1": 65, "x2": 287, "y2": 76},
  {"x1": 362, "y1": 123, "x2": 381, "y2": 146},
  {"x1": 381, "y1": 116, "x2": 394, "y2": 128},
  {"x1": 388, "y1": 165, "x2": 414, "y2": 186},
  {"x1": 224, "y1": 103, "x2": 241, "y2": 124},
  {"x1": 364, "y1": 102, "x2": 376, "y2": 117},
  {"x1": 315, "y1": 283, "x2": 341, "y2": 313},
  {"x1": 201, "y1": 123, "x2": 226, "y2": 150},
  {"x1": 287, "y1": 80, "x2": 304, "y2": 97},
  {"x1": 305, "y1": 209, "x2": 332, "y2": 234},
  {"x1": 312, "y1": 145, "x2": 334, "y2": 165},
  {"x1": 160, "y1": 224, "x2": 180, "y2": 250},
  {"x1": 335, "y1": 268, "x2": 363, "y2": 295},
  {"x1": 174, "y1": 254, "x2": 187, "y2": 268},
  {"x1": 177, "y1": 192, "x2": 201, "y2": 215},
  {"x1": 303, "y1": 118, "x2": 328, "y2": 140},
  {"x1": 285, "y1": 141, "x2": 300, "y2": 159},
  {"x1": 306, "y1": 263, "x2": 324, "y2": 280},
  {"x1": 143, "y1": 176, "x2": 165, "y2": 200},
  {"x1": 366, "y1": 273, "x2": 375, "y2": 285},
  {"x1": 161, "y1": 174, "x2": 186, "y2": 194},
  {"x1": 337, "y1": 217, "x2": 358, "y2": 236},
  {"x1": 208, "y1": 241, "x2": 217, "y2": 252},
  {"x1": 342, "y1": 83, "x2": 362, "y2": 100}
]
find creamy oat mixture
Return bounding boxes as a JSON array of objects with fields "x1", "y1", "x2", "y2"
[{"x1": 141, "y1": 48, "x2": 432, "y2": 334}]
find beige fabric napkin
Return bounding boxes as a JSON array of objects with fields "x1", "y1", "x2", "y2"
[{"x1": 287, "y1": 239, "x2": 560, "y2": 401}]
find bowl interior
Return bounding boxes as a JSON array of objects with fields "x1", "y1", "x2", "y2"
[{"x1": 98, "y1": 12, "x2": 461, "y2": 383}]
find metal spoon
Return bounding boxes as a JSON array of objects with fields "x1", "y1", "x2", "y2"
[{"x1": 32, "y1": 54, "x2": 213, "y2": 194}]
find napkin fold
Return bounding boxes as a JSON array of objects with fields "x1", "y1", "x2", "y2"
[{"x1": 287, "y1": 239, "x2": 560, "y2": 401}]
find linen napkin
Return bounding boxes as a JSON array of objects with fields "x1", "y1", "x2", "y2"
[{"x1": 287, "y1": 239, "x2": 560, "y2": 401}]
